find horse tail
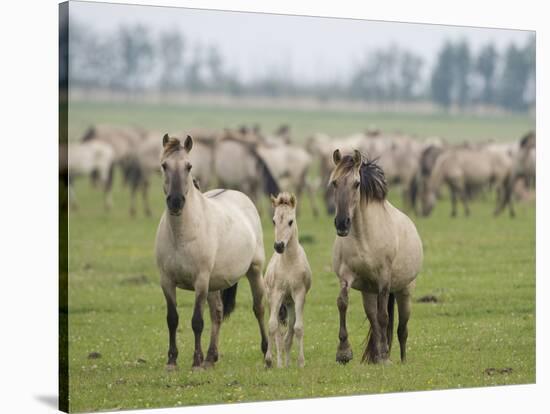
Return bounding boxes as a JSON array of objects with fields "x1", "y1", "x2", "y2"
[
  {"x1": 221, "y1": 283, "x2": 238, "y2": 320},
  {"x1": 253, "y1": 150, "x2": 280, "y2": 196},
  {"x1": 278, "y1": 304, "x2": 288, "y2": 326},
  {"x1": 362, "y1": 293, "x2": 395, "y2": 363}
]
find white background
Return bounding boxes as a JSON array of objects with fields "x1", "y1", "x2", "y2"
[{"x1": 0, "y1": 0, "x2": 546, "y2": 413}]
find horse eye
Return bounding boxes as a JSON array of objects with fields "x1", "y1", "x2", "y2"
[
  {"x1": 272, "y1": 219, "x2": 275, "y2": 225},
  {"x1": 288, "y1": 220, "x2": 293, "y2": 226},
  {"x1": 161, "y1": 162, "x2": 167, "y2": 171},
  {"x1": 186, "y1": 163, "x2": 192, "y2": 171},
  {"x1": 331, "y1": 181, "x2": 337, "y2": 188},
  {"x1": 354, "y1": 181, "x2": 360, "y2": 189}
]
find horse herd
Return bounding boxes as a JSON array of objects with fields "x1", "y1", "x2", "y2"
[
  {"x1": 63, "y1": 123, "x2": 535, "y2": 369},
  {"x1": 154, "y1": 133, "x2": 422, "y2": 369},
  {"x1": 64, "y1": 124, "x2": 535, "y2": 221}
]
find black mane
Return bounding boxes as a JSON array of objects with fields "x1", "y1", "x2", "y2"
[
  {"x1": 337, "y1": 155, "x2": 388, "y2": 202},
  {"x1": 359, "y1": 157, "x2": 388, "y2": 202}
]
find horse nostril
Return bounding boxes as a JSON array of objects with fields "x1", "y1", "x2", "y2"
[
  {"x1": 274, "y1": 242, "x2": 285, "y2": 253},
  {"x1": 345, "y1": 217, "x2": 351, "y2": 226}
]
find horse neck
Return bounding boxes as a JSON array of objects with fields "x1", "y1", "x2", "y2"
[
  {"x1": 428, "y1": 158, "x2": 445, "y2": 193},
  {"x1": 350, "y1": 199, "x2": 387, "y2": 243},
  {"x1": 281, "y1": 226, "x2": 300, "y2": 264},
  {"x1": 166, "y1": 181, "x2": 204, "y2": 243}
]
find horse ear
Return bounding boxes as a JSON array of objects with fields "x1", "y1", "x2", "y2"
[
  {"x1": 333, "y1": 149, "x2": 342, "y2": 165},
  {"x1": 184, "y1": 135, "x2": 193, "y2": 153},
  {"x1": 353, "y1": 149, "x2": 362, "y2": 166},
  {"x1": 270, "y1": 194, "x2": 278, "y2": 207},
  {"x1": 162, "y1": 133, "x2": 170, "y2": 148},
  {"x1": 290, "y1": 194, "x2": 297, "y2": 208}
]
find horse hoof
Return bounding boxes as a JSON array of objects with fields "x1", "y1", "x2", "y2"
[
  {"x1": 165, "y1": 364, "x2": 177, "y2": 372},
  {"x1": 202, "y1": 360, "x2": 216, "y2": 370},
  {"x1": 381, "y1": 358, "x2": 393, "y2": 366},
  {"x1": 192, "y1": 365, "x2": 205, "y2": 372},
  {"x1": 265, "y1": 359, "x2": 273, "y2": 369},
  {"x1": 336, "y1": 347, "x2": 353, "y2": 365}
]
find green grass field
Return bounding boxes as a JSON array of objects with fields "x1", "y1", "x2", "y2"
[{"x1": 66, "y1": 102, "x2": 535, "y2": 412}]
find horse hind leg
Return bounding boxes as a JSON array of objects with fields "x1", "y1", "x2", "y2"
[
  {"x1": 395, "y1": 287, "x2": 413, "y2": 363},
  {"x1": 203, "y1": 291, "x2": 223, "y2": 369},
  {"x1": 293, "y1": 290, "x2": 307, "y2": 368},
  {"x1": 191, "y1": 277, "x2": 209, "y2": 370},
  {"x1": 361, "y1": 291, "x2": 382, "y2": 364},
  {"x1": 246, "y1": 262, "x2": 268, "y2": 357},
  {"x1": 283, "y1": 304, "x2": 296, "y2": 367}
]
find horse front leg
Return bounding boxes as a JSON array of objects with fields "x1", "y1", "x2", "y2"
[
  {"x1": 191, "y1": 277, "x2": 208, "y2": 370},
  {"x1": 204, "y1": 291, "x2": 223, "y2": 369},
  {"x1": 336, "y1": 277, "x2": 353, "y2": 364},
  {"x1": 161, "y1": 280, "x2": 178, "y2": 371},
  {"x1": 265, "y1": 291, "x2": 284, "y2": 368}
]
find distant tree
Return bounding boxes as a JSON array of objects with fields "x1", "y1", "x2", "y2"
[
  {"x1": 453, "y1": 40, "x2": 471, "y2": 108},
  {"x1": 185, "y1": 44, "x2": 204, "y2": 92},
  {"x1": 523, "y1": 35, "x2": 536, "y2": 108},
  {"x1": 498, "y1": 43, "x2": 530, "y2": 111},
  {"x1": 116, "y1": 25, "x2": 154, "y2": 92},
  {"x1": 431, "y1": 42, "x2": 454, "y2": 109},
  {"x1": 399, "y1": 51, "x2": 424, "y2": 101},
  {"x1": 159, "y1": 30, "x2": 185, "y2": 91},
  {"x1": 205, "y1": 45, "x2": 224, "y2": 90},
  {"x1": 476, "y1": 43, "x2": 497, "y2": 104}
]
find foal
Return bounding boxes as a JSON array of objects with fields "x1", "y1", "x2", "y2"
[{"x1": 264, "y1": 193, "x2": 312, "y2": 368}]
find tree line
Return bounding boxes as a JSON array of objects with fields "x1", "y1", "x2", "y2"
[{"x1": 67, "y1": 20, "x2": 535, "y2": 112}]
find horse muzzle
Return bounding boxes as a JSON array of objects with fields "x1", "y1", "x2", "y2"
[
  {"x1": 166, "y1": 194, "x2": 185, "y2": 215},
  {"x1": 334, "y1": 216, "x2": 351, "y2": 237},
  {"x1": 274, "y1": 241, "x2": 285, "y2": 254}
]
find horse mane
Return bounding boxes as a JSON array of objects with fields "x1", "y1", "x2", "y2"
[
  {"x1": 272, "y1": 192, "x2": 295, "y2": 207},
  {"x1": 520, "y1": 131, "x2": 535, "y2": 149},
  {"x1": 162, "y1": 137, "x2": 184, "y2": 158},
  {"x1": 332, "y1": 154, "x2": 388, "y2": 202}
]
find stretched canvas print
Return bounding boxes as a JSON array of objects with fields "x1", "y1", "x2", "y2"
[{"x1": 59, "y1": 1, "x2": 536, "y2": 412}]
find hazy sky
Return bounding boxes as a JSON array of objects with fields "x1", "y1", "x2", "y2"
[{"x1": 70, "y1": 1, "x2": 533, "y2": 83}]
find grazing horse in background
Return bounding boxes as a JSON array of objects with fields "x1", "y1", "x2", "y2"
[
  {"x1": 213, "y1": 129, "x2": 280, "y2": 211},
  {"x1": 421, "y1": 146, "x2": 513, "y2": 217},
  {"x1": 330, "y1": 150, "x2": 423, "y2": 364},
  {"x1": 155, "y1": 134, "x2": 268, "y2": 370},
  {"x1": 264, "y1": 193, "x2": 312, "y2": 368},
  {"x1": 68, "y1": 140, "x2": 116, "y2": 211}
]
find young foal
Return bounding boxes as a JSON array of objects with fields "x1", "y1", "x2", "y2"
[
  {"x1": 264, "y1": 193, "x2": 312, "y2": 368},
  {"x1": 330, "y1": 150, "x2": 423, "y2": 364},
  {"x1": 155, "y1": 134, "x2": 268, "y2": 370}
]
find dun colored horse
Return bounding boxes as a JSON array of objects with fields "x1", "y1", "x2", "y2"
[
  {"x1": 264, "y1": 193, "x2": 312, "y2": 368},
  {"x1": 330, "y1": 150, "x2": 423, "y2": 364},
  {"x1": 155, "y1": 134, "x2": 268, "y2": 370}
]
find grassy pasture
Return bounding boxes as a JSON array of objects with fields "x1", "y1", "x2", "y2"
[{"x1": 66, "y1": 102, "x2": 535, "y2": 412}]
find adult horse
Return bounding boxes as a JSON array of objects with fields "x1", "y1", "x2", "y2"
[
  {"x1": 330, "y1": 149, "x2": 423, "y2": 364},
  {"x1": 124, "y1": 129, "x2": 217, "y2": 216},
  {"x1": 421, "y1": 146, "x2": 513, "y2": 217},
  {"x1": 213, "y1": 129, "x2": 280, "y2": 210},
  {"x1": 155, "y1": 134, "x2": 268, "y2": 370}
]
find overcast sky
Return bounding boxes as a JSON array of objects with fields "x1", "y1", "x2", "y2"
[{"x1": 70, "y1": 1, "x2": 533, "y2": 83}]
